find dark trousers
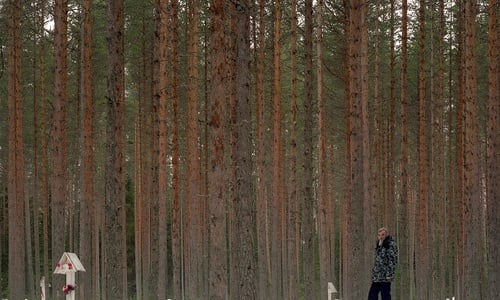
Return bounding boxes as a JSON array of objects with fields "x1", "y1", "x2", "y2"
[{"x1": 368, "y1": 282, "x2": 391, "y2": 300}]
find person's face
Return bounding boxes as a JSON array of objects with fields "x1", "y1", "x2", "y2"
[{"x1": 378, "y1": 230, "x2": 387, "y2": 241}]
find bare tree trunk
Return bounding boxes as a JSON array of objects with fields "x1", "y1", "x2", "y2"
[
  {"x1": 463, "y1": 0, "x2": 485, "y2": 297},
  {"x1": 156, "y1": 0, "x2": 169, "y2": 298},
  {"x1": 288, "y1": 0, "x2": 300, "y2": 298},
  {"x1": 345, "y1": 0, "x2": 371, "y2": 299},
  {"x1": 416, "y1": 1, "x2": 431, "y2": 298},
  {"x1": 38, "y1": 0, "x2": 51, "y2": 295},
  {"x1": 133, "y1": 102, "x2": 143, "y2": 300},
  {"x1": 7, "y1": 0, "x2": 26, "y2": 298},
  {"x1": 32, "y1": 12, "x2": 42, "y2": 298},
  {"x1": 185, "y1": 0, "x2": 200, "y2": 298},
  {"x1": 387, "y1": 0, "x2": 396, "y2": 233},
  {"x1": 487, "y1": 0, "x2": 500, "y2": 298},
  {"x1": 79, "y1": 0, "x2": 95, "y2": 299},
  {"x1": 271, "y1": 0, "x2": 284, "y2": 298},
  {"x1": 456, "y1": 1, "x2": 466, "y2": 296},
  {"x1": 208, "y1": 0, "x2": 228, "y2": 298},
  {"x1": 170, "y1": 1, "x2": 180, "y2": 299},
  {"x1": 317, "y1": 0, "x2": 334, "y2": 297},
  {"x1": 255, "y1": 0, "x2": 270, "y2": 297},
  {"x1": 149, "y1": 39, "x2": 160, "y2": 300},
  {"x1": 398, "y1": 1, "x2": 410, "y2": 297},
  {"x1": 302, "y1": 0, "x2": 316, "y2": 298},
  {"x1": 231, "y1": 2, "x2": 256, "y2": 298},
  {"x1": 432, "y1": 1, "x2": 447, "y2": 298},
  {"x1": 52, "y1": 0, "x2": 69, "y2": 297},
  {"x1": 372, "y1": 0, "x2": 382, "y2": 226},
  {"x1": 341, "y1": 0, "x2": 351, "y2": 296},
  {"x1": 104, "y1": 0, "x2": 128, "y2": 297}
]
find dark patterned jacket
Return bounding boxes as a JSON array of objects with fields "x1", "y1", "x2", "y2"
[{"x1": 371, "y1": 235, "x2": 398, "y2": 282}]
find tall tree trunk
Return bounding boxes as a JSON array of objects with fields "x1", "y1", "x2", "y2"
[
  {"x1": 104, "y1": 0, "x2": 128, "y2": 297},
  {"x1": 79, "y1": 0, "x2": 95, "y2": 299},
  {"x1": 288, "y1": 0, "x2": 300, "y2": 298},
  {"x1": 432, "y1": 1, "x2": 447, "y2": 298},
  {"x1": 317, "y1": 0, "x2": 334, "y2": 296},
  {"x1": 398, "y1": 0, "x2": 411, "y2": 298},
  {"x1": 156, "y1": 0, "x2": 169, "y2": 298},
  {"x1": 372, "y1": 0, "x2": 382, "y2": 226},
  {"x1": 416, "y1": 0, "x2": 430, "y2": 298},
  {"x1": 255, "y1": 0, "x2": 270, "y2": 298},
  {"x1": 185, "y1": 0, "x2": 200, "y2": 298},
  {"x1": 456, "y1": 1, "x2": 466, "y2": 296},
  {"x1": 149, "y1": 31, "x2": 160, "y2": 300},
  {"x1": 302, "y1": 0, "x2": 316, "y2": 298},
  {"x1": 208, "y1": 0, "x2": 228, "y2": 298},
  {"x1": 38, "y1": 0, "x2": 50, "y2": 295},
  {"x1": 170, "y1": 1, "x2": 180, "y2": 299},
  {"x1": 341, "y1": 0, "x2": 351, "y2": 295},
  {"x1": 271, "y1": 0, "x2": 284, "y2": 298},
  {"x1": 52, "y1": 0, "x2": 69, "y2": 297},
  {"x1": 231, "y1": 1, "x2": 256, "y2": 298},
  {"x1": 463, "y1": 0, "x2": 484, "y2": 297},
  {"x1": 487, "y1": 0, "x2": 500, "y2": 298},
  {"x1": 345, "y1": 0, "x2": 371, "y2": 299},
  {"x1": 388, "y1": 0, "x2": 396, "y2": 233},
  {"x1": 7, "y1": 0, "x2": 26, "y2": 298},
  {"x1": 32, "y1": 11, "x2": 42, "y2": 298}
]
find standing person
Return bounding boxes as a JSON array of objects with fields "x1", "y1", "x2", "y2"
[{"x1": 368, "y1": 227, "x2": 398, "y2": 300}]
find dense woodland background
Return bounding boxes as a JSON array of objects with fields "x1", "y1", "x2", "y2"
[{"x1": 0, "y1": 0, "x2": 498, "y2": 299}]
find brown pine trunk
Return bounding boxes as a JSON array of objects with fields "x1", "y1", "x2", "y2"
[
  {"x1": 52, "y1": 0, "x2": 69, "y2": 297},
  {"x1": 432, "y1": 1, "x2": 446, "y2": 298},
  {"x1": 345, "y1": 0, "x2": 371, "y2": 298},
  {"x1": 228, "y1": 2, "x2": 237, "y2": 297},
  {"x1": 32, "y1": 13, "x2": 41, "y2": 298},
  {"x1": 302, "y1": 0, "x2": 316, "y2": 298},
  {"x1": 271, "y1": 0, "x2": 284, "y2": 298},
  {"x1": 184, "y1": 0, "x2": 201, "y2": 298},
  {"x1": 38, "y1": 0, "x2": 50, "y2": 294},
  {"x1": 7, "y1": 0, "x2": 26, "y2": 298},
  {"x1": 208, "y1": 0, "x2": 228, "y2": 298},
  {"x1": 255, "y1": 0, "x2": 270, "y2": 298},
  {"x1": 416, "y1": 0, "x2": 430, "y2": 298},
  {"x1": 463, "y1": 0, "x2": 484, "y2": 297},
  {"x1": 170, "y1": 1, "x2": 180, "y2": 299},
  {"x1": 397, "y1": 0, "x2": 411, "y2": 299},
  {"x1": 104, "y1": 0, "x2": 128, "y2": 297},
  {"x1": 372, "y1": 0, "x2": 381, "y2": 225},
  {"x1": 133, "y1": 102, "x2": 143, "y2": 300},
  {"x1": 387, "y1": 0, "x2": 396, "y2": 233},
  {"x1": 398, "y1": 0, "x2": 410, "y2": 297},
  {"x1": 288, "y1": 0, "x2": 299, "y2": 298},
  {"x1": 149, "y1": 47, "x2": 160, "y2": 300},
  {"x1": 79, "y1": 0, "x2": 95, "y2": 299},
  {"x1": 317, "y1": 0, "x2": 334, "y2": 295},
  {"x1": 156, "y1": 0, "x2": 169, "y2": 298},
  {"x1": 487, "y1": 0, "x2": 500, "y2": 298},
  {"x1": 341, "y1": 0, "x2": 351, "y2": 295},
  {"x1": 231, "y1": 2, "x2": 256, "y2": 298},
  {"x1": 456, "y1": 1, "x2": 466, "y2": 296}
]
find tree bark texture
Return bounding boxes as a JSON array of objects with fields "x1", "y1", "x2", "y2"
[
  {"x1": 7, "y1": 0, "x2": 26, "y2": 298},
  {"x1": 105, "y1": 0, "x2": 128, "y2": 298}
]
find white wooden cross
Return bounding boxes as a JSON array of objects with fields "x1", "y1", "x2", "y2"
[{"x1": 53, "y1": 252, "x2": 86, "y2": 300}]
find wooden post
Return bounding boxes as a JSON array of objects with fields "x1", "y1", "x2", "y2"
[
  {"x1": 40, "y1": 277, "x2": 46, "y2": 300},
  {"x1": 66, "y1": 272, "x2": 76, "y2": 300}
]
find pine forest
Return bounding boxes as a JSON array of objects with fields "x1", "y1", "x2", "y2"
[{"x1": 0, "y1": 0, "x2": 498, "y2": 299}]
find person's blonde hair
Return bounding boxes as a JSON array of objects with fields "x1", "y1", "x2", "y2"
[{"x1": 378, "y1": 227, "x2": 389, "y2": 234}]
